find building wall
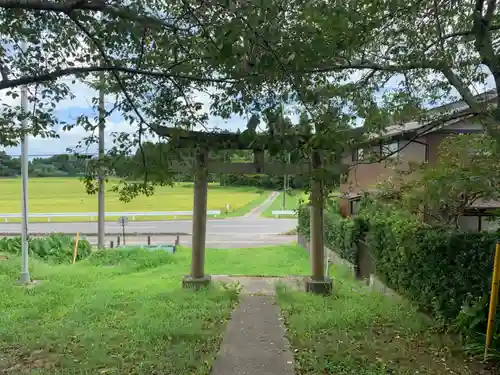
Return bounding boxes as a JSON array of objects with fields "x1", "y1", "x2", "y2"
[
  {"x1": 340, "y1": 118, "x2": 486, "y2": 194},
  {"x1": 340, "y1": 136, "x2": 428, "y2": 194}
]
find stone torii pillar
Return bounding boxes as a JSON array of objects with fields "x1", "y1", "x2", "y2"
[
  {"x1": 305, "y1": 150, "x2": 333, "y2": 294},
  {"x1": 182, "y1": 149, "x2": 211, "y2": 289}
]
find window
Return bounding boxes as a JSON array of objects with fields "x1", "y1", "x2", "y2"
[
  {"x1": 352, "y1": 148, "x2": 364, "y2": 162},
  {"x1": 380, "y1": 141, "x2": 399, "y2": 158}
]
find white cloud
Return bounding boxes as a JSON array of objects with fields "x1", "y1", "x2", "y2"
[
  {"x1": 1, "y1": 76, "x2": 250, "y2": 156},
  {"x1": 5, "y1": 117, "x2": 137, "y2": 157}
]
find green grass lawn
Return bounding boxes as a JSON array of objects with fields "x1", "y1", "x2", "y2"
[
  {"x1": 277, "y1": 265, "x2": 496, "y2": 375},
  {"x1": 261, "y1": 191, "x2": 307, "y2": 218},
  {"x1": 202, "y1": 244, "x2": 310, "y2": 276},
  {"x1": 0, "y1": 244, "x2": 309, "y2": 374},
  {"x1": 4, "y1": 242, "x2": 487, "y2": 375},
  {"x1": 0, "y1": 178, "x2": 269, "y2": 222}
]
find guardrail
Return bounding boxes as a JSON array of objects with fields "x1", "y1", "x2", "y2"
[
  {"x1": 0, "y1": 211, "x2": 221, "y2": 222},
  {"x1": 271, "y1": 210, "x2": 297, "y2": 218}
]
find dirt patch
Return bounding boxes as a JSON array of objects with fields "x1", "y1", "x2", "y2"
[{"x1": 1, "y1": 348, "x2": 59, "y2": 374}]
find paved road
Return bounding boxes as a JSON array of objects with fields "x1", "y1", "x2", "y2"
[
  {"x1": 0, "y1": 217, "x2": 295, "y2": 235},
  {"x1": 0, "y1": 191, "x2": 298, "y2": 248},
  {"x1": 243, "y1": 191, "x2": 279, "y2": 218},
  {"x1": 0, "y1": 217, "x2": 297, "y2": 248}
]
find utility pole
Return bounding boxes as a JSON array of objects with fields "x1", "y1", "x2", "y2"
[
  {"x1": 97, "y1": 70, "x2": 105, "y2": 249},
  {"x1": 282, "y1": 152, "x2": 290, "y2": 210},
  {"x1": 282, "y1": 167, "x2": 287, "y2": 209},
  {"x1": 280, "y1": 101, "x2": 287, "y2": 210},
  {"x1": 18, "y1": 40, "x2": 30, "y2": 284}
]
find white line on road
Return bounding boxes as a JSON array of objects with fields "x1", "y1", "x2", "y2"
[
  {"x1": 205, "y1": 241, "x2": 293, "y2": 244},
  {"x1": 206, "y1": 233, "x2": 283, "y2": 236},
  {"x1": 210, "y1": 225, "x2": 272, "y2": 228},
  {"x1": 107, "y1": 226, "x2": 159, "y2": 230}
]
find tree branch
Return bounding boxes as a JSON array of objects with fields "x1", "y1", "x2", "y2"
[
  {"x1": 0, "y1": 65, "x2": 247, "y2": 90},
  {"x1": 67, "y1": 11, "x2": 154, "y2": 134},
  {"x1": 472, "y1": 0, "x2": 500, "y2": 123},
  {"x1": 301, "y1": 60, "x2": 446, "y2": 74},
  {"x1": 0, "y1": 0, "x2": 187, "y2": 31},
  {"x1": 485, "y1": 0, "x2": 497, "y2": 23},
  {"x1": 441, "y1": 68, "x2": 480, "y2": 111}
]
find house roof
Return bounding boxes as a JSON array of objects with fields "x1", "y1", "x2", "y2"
[
  {"x1": 362, "y1": 90, "x2": 496, "y2": 141},
  {"x1": 340, "y1": 192, "x2": 500, "y2": 209},
  {"x1": 340, "y1": 189, "x2": 380, "y2": 200},
  {"x1": 470, "y1": 198, "x2": 500, "y2": 209}
]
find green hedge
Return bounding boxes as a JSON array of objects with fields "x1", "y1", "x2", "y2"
[
  {"x1": 298, "y1": 198, "x2": 499, "y2": 348},
  {"x1": 0, "y1": 234, "x2": 92, "y2": 264},
  {"x1": 359, "y1": 200, "x2": 500, "y2": 353},
  {"x1": 363, "y1": 205, "x2": 496, "y2": 320},
  {"x1": 298, "y1": 199, "x2": 366, "y2": 264}
]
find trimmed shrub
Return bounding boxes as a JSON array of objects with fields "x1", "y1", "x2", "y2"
[
  {"x1": 359, "y1": 201, "x2": 497, "y2": 322},
  {"x1": 298, "y1": 198, "x2": 366, "y2": 264},
  {"x1": 298, "y1": 196, "x2": 500, "y2": 353}
]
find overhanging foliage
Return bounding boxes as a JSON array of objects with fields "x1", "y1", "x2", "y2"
[{"x1": 2, "y1": 1, "x2": 500, "y2": 199}]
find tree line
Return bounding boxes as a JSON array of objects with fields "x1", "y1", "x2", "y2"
[
  {"x1": 0, "y1": 152, "x2": 89, "y2": 178},
  {"x1": 0, "y1": 144, "x2": 309, "y2": 190}
]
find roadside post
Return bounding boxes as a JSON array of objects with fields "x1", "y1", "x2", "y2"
[
  {"x1": 484, "y1": 241, "x2": 500, "y2": 360},
  {"x1": 117, "y1": 216, "x2": 128, "y2": 246}
]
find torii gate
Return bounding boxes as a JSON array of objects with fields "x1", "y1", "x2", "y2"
[{"x1": 161, "y1": 128, "x2": 335, "y2": 294}]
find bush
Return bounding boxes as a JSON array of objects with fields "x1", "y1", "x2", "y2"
[
  {"x1": 297, "y1": 198, "x2": 366, "y2": 264},
  {"x1": 360, "y1": 201, "x2": 497, "y2": 322},
  {"x1": 298, "y1": 196, "x2": 500, "y2": 354},
  {"x1": 298, "y1": 196, "x2": 497, "y2": 322},
  {"x1": 356, "y1": 200, "x2": 500, "y2": 356},
  {"x1": 0, "y1": 234, "x2": 92, "y2": 263}
]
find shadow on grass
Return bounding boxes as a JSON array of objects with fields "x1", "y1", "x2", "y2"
[{"x1": 276, "y1": 265, "x2": 496, "y2": 375}]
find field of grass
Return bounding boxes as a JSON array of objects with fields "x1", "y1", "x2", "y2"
[
  {"x1": 261, "y1": 191, "x2": 307, "y2": 218},
  {"x1": 0, "y1": 244, "x2": 309, "y2": 374},
  {"x1": 0, "y1": 178, "x2": 269, "y2": 222},
  {"x1": 3, "y1": 241, "x2": 490, "y2": 375},
  {"x1": 277, "y1": 266, "x2": 496, "y2": 375}
]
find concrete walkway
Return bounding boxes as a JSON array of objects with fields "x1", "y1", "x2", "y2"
[
  {"x1": 243, "y1": 191, "x2": 280, "y2": 219},
  {"x1": 211, "y1": 295, "x2": 295, "y2": 375},
  {"x1": 210, "y1": 276, "x2": 300, "y2": 375},
  {"x1": 212, "y1": 275, "x2": 303, "y2": 295}
]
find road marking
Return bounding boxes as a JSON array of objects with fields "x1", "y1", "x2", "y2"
[
  {"x1": 204, "y1": 241, "x2": 291, "y2": 245},
  {"x1": 207, "y1": 230, "x2": 280, "y2": 237},
  {"x1": 107, "y1": 226, "x2": 158, "y2": 230},
  {"x1": 210, "y1": 225, "x2": 272, "y2": 228}
]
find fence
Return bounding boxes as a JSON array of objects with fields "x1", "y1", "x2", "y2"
[
  {"x1": 271, "y1": 210, "x2": 296, "y2": 218},
  {"x1": 0, "y1": 211, "x2": 222, "y2": 222}
]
